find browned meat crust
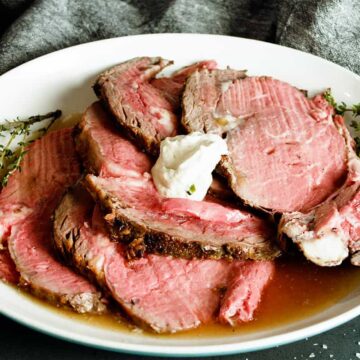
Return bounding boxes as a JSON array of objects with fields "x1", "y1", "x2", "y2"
[
  {"x1": 84, "y1": 176, "x2": 281, "y2": 261},
  {"x1": 94, "y1": 57, "x2": 173, "y2": 156}
]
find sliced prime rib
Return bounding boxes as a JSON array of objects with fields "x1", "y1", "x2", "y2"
[
  {"x1": 9, "y1": 216, "x2": 105, "y2": 312},
  {"x1": 0, "y1": 129, "x2": 80, "y2": 219},
  {"x1": 280, "y1": 116, "x2": 360, "y2": 266},
  {"x1": 0, "y1": 129, "x2": 105, "y2": 312},
  {"x1": 151, "y1": 60, "x2": 217, "y2": 109},
  {"x1": 182, "y1": 72, "x2": 348, "y2": 213},
  {"x1": 94, "y1": 57, "x2": 217, "y2": 156},
  {"x1": 182, "y1": 68, "x2": 247, "y2": 133},
  {"x1": 85, "y1": 174, "x2": 279, "y2": 260},
  {"x1": 76, "y1": 102, "x2": 280, "y2": 260},
  {"x1": 0, "y1": 249, "x2": 19, "y2": 284},
  {"x1": 93, "y1": 57, "x2": 177, "y2": 156},
  {"x1": 74, "y1": 102, "x2": 151, "y2": 178},
  {"x1": 54, "y1": 186, "x2": 275, "y2": 333}
]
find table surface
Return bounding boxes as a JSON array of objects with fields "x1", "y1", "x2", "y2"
[{"x1": 1, "y1": 314, "x2": 360, "y2": 360}]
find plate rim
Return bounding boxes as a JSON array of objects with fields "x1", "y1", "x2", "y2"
[
  {"x1": 1, "y1": 33, "x2": 359, "y2": 82},
  {"x1": 1, "y1": 32, "x2": 360, "y2": 357}
]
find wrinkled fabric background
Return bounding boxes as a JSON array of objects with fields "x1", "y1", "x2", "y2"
[{"x1": 1, "y1": 1, "x2": 360, "y2": 360}]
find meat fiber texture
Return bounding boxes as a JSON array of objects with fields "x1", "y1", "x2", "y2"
[
  {"x1": 75, "y1": 101, "x2": 152, "y2": 178},
  {"x1": 0, "y1": 129, "x2": 106, "y2": 313},
  {"x1": 182, "y1": 71, "x2": 348, "y2": 214},
  {"x1": 54, "y1": 186, "x2": 275, "y2": 333},
  {"x1": 280, "y1": 116, "x2": 360, "y2": 267},
  {"x1": 76, "y1": 102, "x2": 280, "y2": 261},
  {"x1": 151, "y1": 60, "x2": 217, "y2": 109},
  {"x1": 94, "y1": 57, "x2": 216, "y2": 156}
]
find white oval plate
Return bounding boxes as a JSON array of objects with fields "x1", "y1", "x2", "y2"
[{"x1": 1, "y1": 34, "x2": 360, "y2": 357}]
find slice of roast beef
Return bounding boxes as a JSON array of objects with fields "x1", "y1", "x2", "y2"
[
  {"x1": 219, "y1": 258, "x2": 275, "y2": 324},
  {"x1": 280, "y1": 116, "x2": 360, "y2": 266},
  {"x1": 85, "y1": 174, "x2": 279, "y2": 260},
  {"x1": 151, "y1": 60, "x2": 217, "y2": 109},
  {"x1": 0, "y1": 249, "x2": 19, "y2": 284},
  {"x1": 54, "y1": 186, "x2": 275, "y2": 333},
  {"x1": 9, "y1": 214, "x2": 105, "y2": 312},
  {"x1": 0, "y1": 129, "x2": 81, "y2": 226},
  {"x1": 94, "y1": 57, "x2": 218, "y2": 156},
  {"x1": 75, "y1": 102, "x2": 279, "y2": 260},
  {"x1": 182, "y1": 72, "x2": 348, "y2": 213},
  {"x1": 0, "y1": 129, "x2": 105, "y2": 312},
  {"x1": 182, "y1": 68, "x2": 247, "y2": 134},
  {"x1": 0, "y1": 129, "x2": 81, "y2": 242},
  {"x1": 74, "y1": 102, "x2": 151, "y2": 178},
  {"x1": 94, "y1": 57, "x2": 178, "y2": 156}
]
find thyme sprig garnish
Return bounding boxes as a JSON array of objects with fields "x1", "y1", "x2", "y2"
[
  {"x1": 0, "y1": 110, "x2": 61, "y2": 187},
  {"x1": 323, "y1": 89, "x2": 360, "y2": 156},
  {"x1": 323, "y1": 89, "x2": 360, "y2": 117}
]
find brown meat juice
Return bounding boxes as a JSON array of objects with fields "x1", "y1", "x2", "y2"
[{"x1": 17, "y1": 256, "x2": 360, "y2": 338}]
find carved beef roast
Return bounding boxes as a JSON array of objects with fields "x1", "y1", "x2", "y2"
[
  {"x1": 280, "y1": 116, "x2": 360, "y2": 266},
  {"x1": 76, "y1": 102, "x2": 280, "y2": 260},
  {"x1": 54, "y1": 186, "x2": 275, "y2": 333},
  {"x1": 182, "y1": 71, "x2": 348, "y2": 213},
  {"x1": 94, "y1": 57, "x2": 216, "y2": 156},
  {"x1": 0, "y1": 129, "x2": 105, "y2": 312}
]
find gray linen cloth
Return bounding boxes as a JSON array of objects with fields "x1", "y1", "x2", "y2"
[{"x1": 0, "y1": 0, "x2": 359, "y2": 75}]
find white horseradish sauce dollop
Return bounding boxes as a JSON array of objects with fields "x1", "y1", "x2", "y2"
[{"x1": 151, "y1": 132, "x2": 228, "y2": 201}]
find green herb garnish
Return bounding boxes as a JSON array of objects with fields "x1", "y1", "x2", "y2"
[
  {"x1": 323, "y1": 89, "x2": 360, "y2": 116},
  {"x1": 186, "y1": 184, "x2": 196, "y2": 195},
  {"x1": 352, "y1": 103, "x2": 360, "y2": 117},
  {"x1": 323, "y1": 89, "x2": 337, "y2": 108},
  {"x1": 323, "y1": 90, "x2": 360, "y2": 156},
  {"x1": 0, "y1": 110, "x2": 61, "y2": 187}
]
